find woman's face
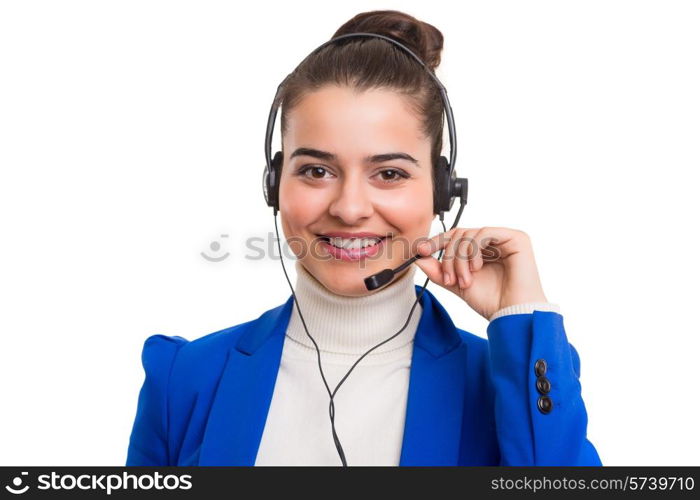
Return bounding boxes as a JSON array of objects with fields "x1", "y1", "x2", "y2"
[{"x1": 279, "y1": 85, "x2": 435, "y2": 297}]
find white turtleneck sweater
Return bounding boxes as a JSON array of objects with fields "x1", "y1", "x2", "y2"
[{"x1": 253, "y1": 260, "x2": 560, "y2": 466}]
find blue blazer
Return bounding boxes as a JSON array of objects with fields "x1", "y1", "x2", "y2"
[{"x1": 126, "y1": 286, "x2": 602, "y2": 466}]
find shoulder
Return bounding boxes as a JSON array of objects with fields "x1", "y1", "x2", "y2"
[{"x1": 138, "y1": 316, "x2": 257, "y2": 384}]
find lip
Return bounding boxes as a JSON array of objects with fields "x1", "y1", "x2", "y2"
[
  {"x1": 317, "y1": 231, "x2": 389, "y2": 239},
  {"x1": 320, "y1": 236, "x2": 387, "y2": 262}
]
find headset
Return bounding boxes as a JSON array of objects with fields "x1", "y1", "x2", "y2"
[{"x1": 262, "y1": 32, "x2": 469, "y2": 466}]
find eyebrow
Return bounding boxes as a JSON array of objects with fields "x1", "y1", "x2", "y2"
[{"x1": 289, "y1": 147, "x2": 420, "y2": 167}]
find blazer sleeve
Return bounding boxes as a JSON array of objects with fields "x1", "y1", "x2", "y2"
[
  {"x1": 126, "y1": 334, "x2": 188, "y2": 466},
  {"x1": 486, "y1": 310, "x2": 602, "y2": 466}
]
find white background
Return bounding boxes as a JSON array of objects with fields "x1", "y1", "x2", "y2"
[{"x1": 1, "y1": 0, "x2": 698, "y2": 466}]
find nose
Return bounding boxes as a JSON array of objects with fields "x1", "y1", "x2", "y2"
[{"x1": 327, "y1": 171, "x2": 374, "y2": 225}]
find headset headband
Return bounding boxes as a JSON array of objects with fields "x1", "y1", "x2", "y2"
[{"x1": 264, "y1": 32, "x2": 457, "y2": 177}]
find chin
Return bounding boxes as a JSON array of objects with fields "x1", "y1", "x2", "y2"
[{"x1": 314, "y1": 267, "x2": 373, "y2": 296}]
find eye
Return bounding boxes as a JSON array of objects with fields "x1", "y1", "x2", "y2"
[
  {"x1": 376, "y1": 168, "x2": 410, "y2": 183},
  {"x1": 296, "y1": 165, "x2": 333, "y2": 180}
]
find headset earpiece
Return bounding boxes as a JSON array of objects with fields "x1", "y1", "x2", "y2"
[
  {"x1": 433, "y1": 155, "x2": 454, "y2": 218},
  {"x1": 433, "y1": 155, "x2": 468, "y2": 220},
  {"x1": 263, "y1": 150, "x2": 283, "y2": 214}
]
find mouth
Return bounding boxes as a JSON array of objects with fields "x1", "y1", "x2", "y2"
[
  {"x1": 316, "y1": 234, "x2": 389, "y2": 249},
  {"x1": 315, "y1": 234, "x2": 391, "y2": 261}
]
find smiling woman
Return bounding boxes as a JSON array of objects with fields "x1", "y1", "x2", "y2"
[{"x1": 126, "y1": 9, "x2": 602, "y2": 467}]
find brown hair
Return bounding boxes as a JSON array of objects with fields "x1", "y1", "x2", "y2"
[{"x1": 276, "y1": 9, "x2": 446, "y2": 198}]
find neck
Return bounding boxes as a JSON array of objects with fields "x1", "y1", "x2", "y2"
[{"x1": 285, "y1": 260, "x2": 422, "y2": 359}]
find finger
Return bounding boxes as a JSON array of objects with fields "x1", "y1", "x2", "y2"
[
  {"x1": 469, "y1": 232, "x2": 484, "y2": 272},
  {"x1": 441, "y1": 230, "x2": 459, "y2": 286},
  {"x1": 413, "y1": 254, "x2": 448, "y2": 287},
  {"x1": 473, "y1": 226, "x2": 522, "y2": 262},
  {"x1": 416, "y1": 228, "x2": 459, "y2": 256},
  {"x1": 454, "y1": 233, "x2": 475, "y2": 288}
]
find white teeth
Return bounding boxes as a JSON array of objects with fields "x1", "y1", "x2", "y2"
[{"x1": 328, "y1": 237, "x2": 381, "y2": 250}]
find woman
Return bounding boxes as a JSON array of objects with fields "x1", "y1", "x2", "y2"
[{"x1": 126, "y1": 9, "x2": 602, "y2": 466}]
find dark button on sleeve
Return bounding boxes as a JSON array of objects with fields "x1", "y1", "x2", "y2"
[
  {"x1": 537, "y1": 395, "x2": 553, "y2": 414},
  {"x1": 534, "y1": 358, "x2": 547, "y2": 377},
  {"x1": 536, "y1": 376, "x2": 551, "y2": 394}
]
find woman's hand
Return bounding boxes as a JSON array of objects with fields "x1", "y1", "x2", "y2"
[{"x1": 413, "y1": 227, "x2": 548, "y2": 321}]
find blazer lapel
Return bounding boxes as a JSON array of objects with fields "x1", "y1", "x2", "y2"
[
  {"x1": 197, "y1": 285, "x2": 467, "y2": 466},
  {"x1": 399, "y1": 286, "x2": 467, "y2": 466},
  {"x1": 198, "y1": 295, "x2": 294, "y2": 465}
]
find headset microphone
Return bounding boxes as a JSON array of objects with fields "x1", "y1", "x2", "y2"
[
  {"x1": 364, "y1": 256, "x2": 421, "y2": 291},
  {"x1": 263, "y1": 32, "x2": 469, "y2": 466}
]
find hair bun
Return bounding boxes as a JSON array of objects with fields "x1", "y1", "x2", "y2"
[{"x1": 332, "y1": 9, "x2": 444, "y2": 72}]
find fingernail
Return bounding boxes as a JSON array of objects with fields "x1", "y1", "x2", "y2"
[{"x1": 443, "y1": 272, "x2": 450, "y2": 284}]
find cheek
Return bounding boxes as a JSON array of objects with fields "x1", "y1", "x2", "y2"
[
  {"x1": 279, "y1": 180, "x2": 325, "y2": 230},
  {"x1": 388, "y1": 204, "x2": 427, "y2": 232},
  {"x1": 380, "y1": 180, "x2": 434, "y2": 232}
]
